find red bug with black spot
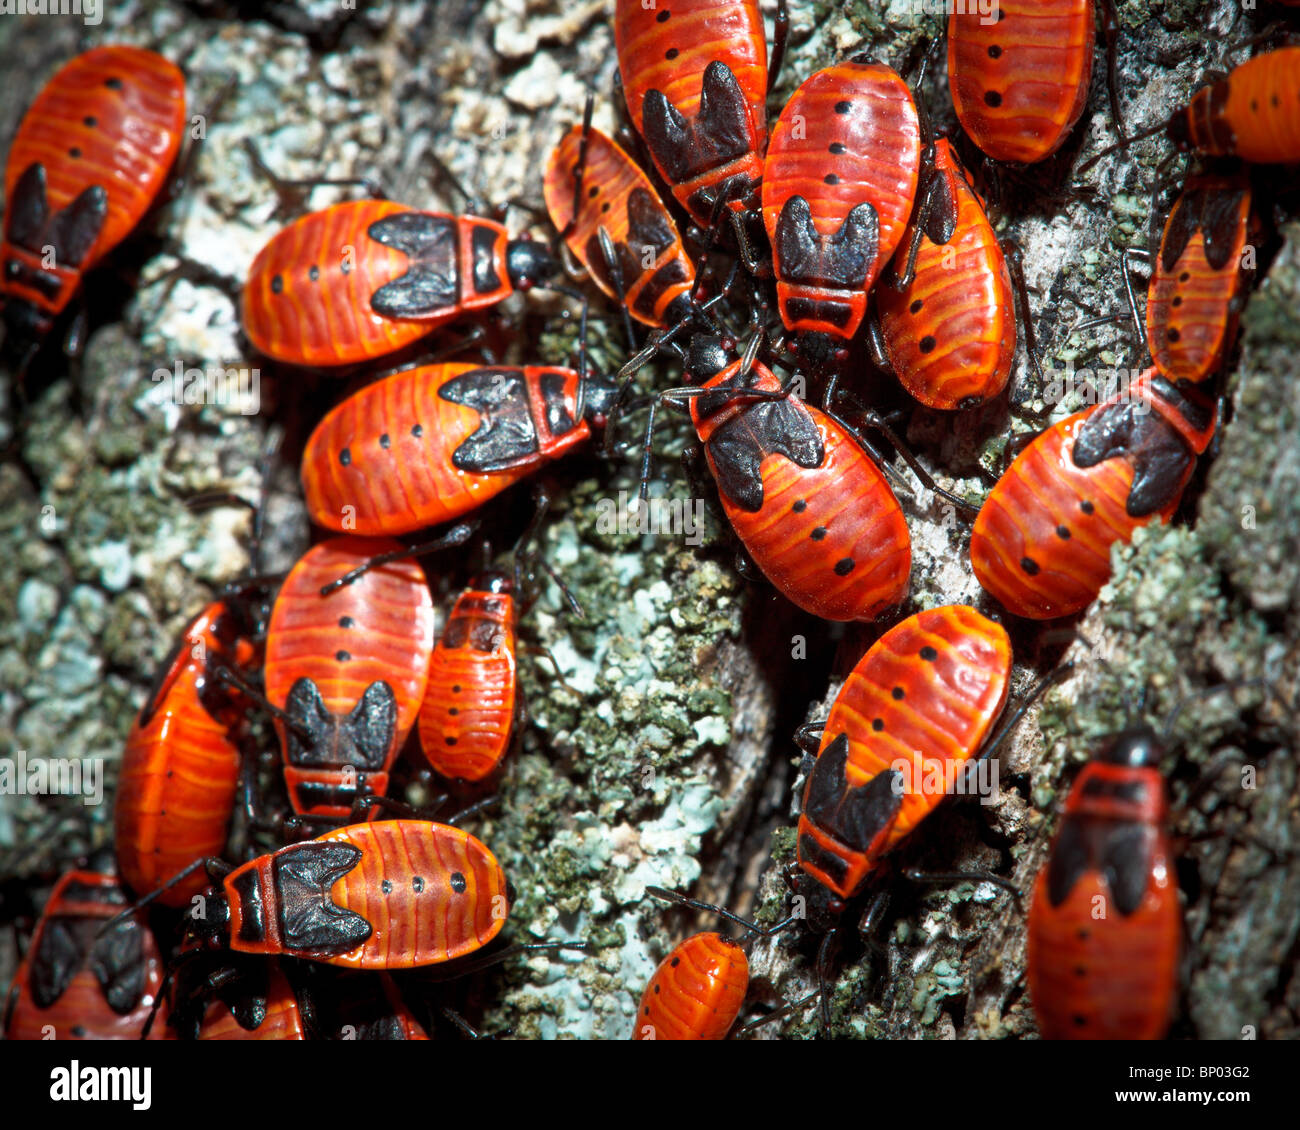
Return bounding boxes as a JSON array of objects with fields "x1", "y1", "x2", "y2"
[
  {"x1": 1, "y1": 46, "x2": 186, "y2": 347},
  {"x1": 1026, "y1": 725, "x2": 1179, "y2": 1039},
  {"x1": 176, "y1": 820, "x2": 510, "y2": 971},
  {"x1": 790, "y1": 605, "x2": 1013, "y2": 928},
  {"x1": 3, "y1": 866, "x2": 171, "y2": 1040},
  {"x1": 665, "y1": 344, "x2": 910, "y2": 623},
  {"x1": 263, "y1": 536, "x2": 436, "y2": 820},
  {"x1": 241, "y1": 200, "x2": 559, "y2": 368},
  {"x1": 873, "y1": 137, "x2": 1016, "y2": 410},
  {"x1": 634, "y1": 931, "x2": 749, "y2": 1041},
  {"x1": 114, "y1": 599, "x2": 262, "y2": 908},
  {"x1": 192, "y1": 959, "x2": 309, "y2": 1041},
  {"x1": 970, "y1": 368, "x2": 1217, "y2": 620},
  {"x1": 1143, "y1": 173, "x2": 1255, "y2": 384},
  {"x1": 542, "y1": 122, "x2": 696, "y2": 330},
  {"x1": 761, "y1": 57, "x2": 921, "y2": 377},
  {"x1": 948, "y1": 0, "x2": 1097, "y2": 165},
  {"x1": 300, "y1": 360, "x2": 617, "y2": 536},
  {"x1": 614, "y1": 0, "x2": 772, "y2": 228},
  {"x1": 417, "y1": 570, "x2": 519, "y2": 784}
]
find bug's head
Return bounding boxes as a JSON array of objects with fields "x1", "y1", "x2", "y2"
[
  {"x1": 785, "y1": 868, "x2": 847, "y2": 936},
  {"x1": 186, "y1": 893, "x2": 231, "y2": 951},
  {"x1": 794, "y1": 331, "x2": 847, "y2": 378},
  {"x1": 579, "y1": 371, "x2": 620, "y2": 429},
  {"x1": 1, "y1": 296, "x2": 51, "y2": 352},
  {"x1": 469, "y1": 569, "x2": 512, "y2": 596},
  {"x1": 1097, "y1": 725, "x2": 1163, "y2": 769},
  {"x1": 682, "y1": 334, "x2": 734, "y2": 384},
  {"x1": 505, "y1": 237, "x2": 560, "y2": 290}
]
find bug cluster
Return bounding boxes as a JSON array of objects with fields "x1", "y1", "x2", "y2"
[{"x1": 1, "y1": 0, "x2": 1297, "y2": 1042}]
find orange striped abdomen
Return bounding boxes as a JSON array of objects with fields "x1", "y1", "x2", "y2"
[
  {"x1": 543, "y1": 124, "x2": 693, "y2": 328},
  {"x1": 302, "y1": 363, "x2": 591, "y2": 535},
  {"x1": 877, "y1": 139, "x2": 1015, "y2": 409},
  {"x1": 224, "y1": 821, "x2": 508, "y2": 969},
  {"x1": 798, "y1": 606, "x2": 1011, "y2": 900},
  {"x1": 2, "y1": 46, "x2": 185, "y2": 320},
  {"x1": 1147, "y1": 177, "x2": 1251, "y2": 384},
  {"x1": 418, "y1": 587, "x2": 517, "y2": 782},
  {"x1": 948, "y1": 0, "x2": 1095, "y2": 164},
  {"x1": 635, "y1": 932, "x2": 748, "y2": 1040},
  {"x1": 763, "y1": 59, "x2": 920, "y2": 332},
  {"x1": 1180, "y1": 48, "x2": 1300, "y2": 164}
]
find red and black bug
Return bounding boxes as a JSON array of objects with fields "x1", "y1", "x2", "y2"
[
  {"x1": 970, "y1": 368, "x2": 1217, "y2": 620},
  {"x1": 761, "y1": 57, "x2": 921, "y2": 377},
  {"x1": 790, "y1": 605, "x2": 1013, "y2": 926},
  {"x1": 3, "y1": 866, "x2": 171, "y2": 1040},
  {"x1": 263, "y1": 536, "x2": 436, "y2": 821},
  {"x1": 613, "y1": 0, "x2": 773, "y2": 228},
  {"x1": 150, "y1": 820, "x2": 511, "y2": 971},
  {"x1": 301, "y1": 360, "x2": 616, "y2": 535},
  {"x1": 651, "y1": 344, "x2": 910, "y2": 623},
  {"x1": 543, "y1": 121, "x2": 696, "y2": 331},
  {"x1": 634, "y1": 930, "x2": 749, "y2": 1041},
  {"x1": 1026, "y1": 724, "x2": 1179, "y2": 1039},
  {"x1": 114, "y1": 599, "x2": 262, "y2": 907},
  {"x1": 947, "y1": 1, "x2": 1099, "y2": 165},
  {"x1": 417, "y1": 571, "x2": 519, "y2": 785},
  {"x1": 188, "y1": 958, "x2": 309, "y2": 1041},
  {"x1": 1, "y1": 46, "x2": 186, "y2": 348},
  {"x1": 872, "y1": 137, "x2": 1016, "y2": 410},
  {"x1": 241, "y1": 199, "x2": 559, "y2": 368},
  {"x1": 1142, "y1": 173, "x2": 1255, "y2": 384}
]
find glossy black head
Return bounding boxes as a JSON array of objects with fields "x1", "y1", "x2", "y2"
[
  {"x1": 683, "y1": 334, "x2": 734, "y2": 384},
  {"x1": 794, "y1": 329, "x2": 848, "y2": 377},
  {"x1": 505, "y1": 238, "x2": 560, "y2": 290},
  {"x1": 1097, "y1": 725, "x2": 1163, "y2": 769},
  {"x1": 786, "y1": 869, "x2": 846, "y2": 936},
  {"x1": 469, "y1": 569, "x2": 512, "y2": 595},
  {"x1": 579, "y1": 372, "x2": 619, "y2": 427},
  {"x1": 189, "y1": 894, "x2": 232, "y2": 950}
]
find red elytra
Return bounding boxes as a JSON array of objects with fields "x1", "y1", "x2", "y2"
[
  {"x1": 948, "y1": 0, "x2": 1096, "y2": 164},
  {"x1": 2, "y1": 46, "x2": 186, "y2": 342},
  {"x1": 263, "y1": 536, "x2": 436, "y2": 819},
  {"x1": 875, "y1": 138, "x2": 1015, "y2": 410},
  {"x1": 543, "y1": 123, "x2": 695, "y2": 330},
  {"x1": 115, "y1": 601, "x2": 259, "y2": 907},
  {"x1": 614, "y1": 0, "x2": 769, "y2": 226},
  {"x1": 1146, "y1": 174, "x2": 1254, "y2": 384},
  {"x1": 970, "y1": 369, "x2": 1218, "y2": 620},
  {"x1": 762, "y1": 57, "x2": 920, "y2": 370},
  {"x1": 300, "y1": 361, "x2": 615, "y2": 536},
  {"x1": 3, "y1": 868, "x2": 171, "y2": 1041},
  {"x1": 793, "y1": 605, "x2": 1012, "y2": 908},
  {"x1": 684, "y1": 356, "x2": 910, "y2": 623},
  {"x1": 1026, "y1": 727, "x2": 1179, "y2": 1039},
  {"x1": 241, "y1": 200, "x2": 556, "y2": 367},
  {"x1": 202, "y1": 820, "x2": 508, "y2": 970},
  {"x1": 634, "y1": 931, "x2": 749, "y2": 1041},
  {"x1": 418, "y1": 572, "x2": 518, "y2": 784}
]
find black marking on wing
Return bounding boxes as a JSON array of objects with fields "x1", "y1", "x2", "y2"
[
  {"x1": 775, "y1": 195, "x2": 877, "y2": 290},
  {"x1": 273, "y1": 843, "x2": 372, "y2": 955},
  {"x1": 285, "y1": 678, "x2": 396, "y2": 771},
  {"x1": 440, "y1": 368, "x2": 540, "y2": 472},
  {"x1": 367, "y1": 212, "x2": 459, "y2": 316},
  {"x1": 642, "y1": 61, "x2": 753, "y2": 182},
  {"x1": 88, "y1": 916, "x2": 147, "y2": 1015},
  {"x1": 802, "y1": 733, "x2": 903, "y2": 853},
  {"x1": 1071, "y1": 400, "x2": 1194, "y2": 518}
]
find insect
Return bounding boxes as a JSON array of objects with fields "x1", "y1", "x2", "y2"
[
  {"x1": 114, "y1": 599, "x2": 262, "y2": 907},
  {"x1": 241, "y1": 200, "x2": 560, "y2": 368},
  {"x1": 543, "y1": 120, "x2": 695, "y2": 331},
  {"x1": 1025, "y1": 722, "x2": 1178, "y2": 1039},
  {"x1": 301, "y1": 360, "x2": 616, "y2": 535},
  {"x1": 263, "y1": 536, "x2": 436, "y2": 821},
  {"x1": 651, "y1": 344, "x2": 910, "y2": 623},
  {"x1": 1, "y1": 46, "x2": 186, "y2": 351},
  {"x1": 634, "y1": 931, "x2": 749, "y2": 1041},
  {"x1": 1142, "y1": 173, "x2": 1255, "y2": 384},
  {"x1": 872, "y1": 137, "x2": 1016, "y2": 409},
  {"x1": 147, "y1": 820, "x2": 511, "y2": 971},
  {"x1": 188, "y1": 959, "x2": 309, "y2": 1041},
  {"x1": 970, "y1": 368, "x2": 1217, "y2": 620},
  {"x1": 948, "y1": 0, "x2": 1100, "y2": 165},
  {"x1": 417, "y1": 570, "x2": 519, "y2": 784},
  {"x1": 790, "y1": 605, "x2": 1013, "y2": 929},
  {"x1": 613, "y1": 0, "x2": 774, "y2": 228},
  {"x1": 761, "y1": 57, "x2": 920, "y2": 377},
  {"x1": 3, "y1": 866, "x2": 170, "y2": 1040}
]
